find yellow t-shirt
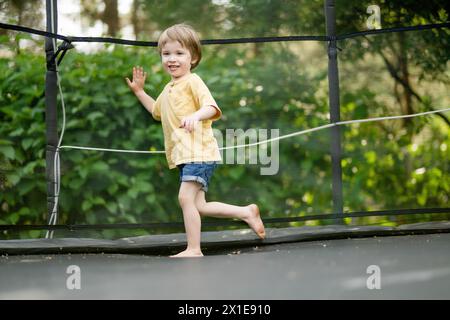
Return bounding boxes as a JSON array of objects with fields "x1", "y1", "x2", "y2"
[{"x1": 152, "y1": 73, "x2": 222, "y2": 169}]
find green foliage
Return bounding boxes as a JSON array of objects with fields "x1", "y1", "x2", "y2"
[
  {"x1": 0, "y1": 52, "x2": 47, "y2": 226},
  {"x1": 340, "y1": 88, "x2": 450, "y2": 212}
]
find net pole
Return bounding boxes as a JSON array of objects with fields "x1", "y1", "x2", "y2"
[
  {"x1": 45, "y1": 0, "x2": 59, "y2": 234},
  {"x1": 325, "y1": 0, "x2": 344, "y2": 223}
]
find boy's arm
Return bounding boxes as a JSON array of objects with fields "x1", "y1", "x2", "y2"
[
  {"x1": 180, "y1": 105, "x2": 220, "y2": 133},
  {"x1": 180, "y1": 76, "x2": 222, "y2": 132},
  {"x1": 134, "y1": 90, "x2": 155, "y2": 115},
  {"x1": 193, "y1": 105, "x2": 219, "y2": 121}
]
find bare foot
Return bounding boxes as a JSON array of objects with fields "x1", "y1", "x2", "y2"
[
  {"x1": 169, "y1": 249, "x2": 204, "y2": 258},
  {"x1": 244, "y1": 204, "x2": 266, "y2": 240}
]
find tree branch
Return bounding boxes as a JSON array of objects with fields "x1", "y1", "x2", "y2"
[{"x1": 376, "y1": 41, "x2": 450, "y2": 127}]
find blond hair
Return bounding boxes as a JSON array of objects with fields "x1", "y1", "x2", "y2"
[{"x1": 157, "y1": 24, "x2": 202, "y2": 70}]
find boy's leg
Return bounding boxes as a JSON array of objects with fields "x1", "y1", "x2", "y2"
[
  {"x1": 195, "y1": 191, "x2": 265, "y2": 239},
  {"x1": 171, "y1": 181, "x2": 203, "y2": 258}
]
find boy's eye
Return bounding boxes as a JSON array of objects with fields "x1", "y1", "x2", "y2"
[{"x1": 161, "y1": 51, "x2": 186, "y2": 57}]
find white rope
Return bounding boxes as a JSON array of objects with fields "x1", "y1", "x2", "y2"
[
  {"x1": 59, "y1": 145, "x2": 165, "y2": 153},
  {"x1": 337, "y1": 108, "x2": 450, "y2": 125},
  {"x1": 59, "y1": 107, "x2": 450, "y2": 153}
]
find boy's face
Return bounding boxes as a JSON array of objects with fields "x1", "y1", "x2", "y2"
[{"x1": 161, "y1": 40, "x2": 196, "y2": 81}]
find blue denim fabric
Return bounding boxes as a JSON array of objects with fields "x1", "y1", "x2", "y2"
[{"x1": 177, "y1": 161, "x2": 218, "y2": 192}]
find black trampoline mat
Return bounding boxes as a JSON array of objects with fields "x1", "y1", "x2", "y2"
[{"x1": 1, "y1": 227, "x2": 450, "y2": 299}]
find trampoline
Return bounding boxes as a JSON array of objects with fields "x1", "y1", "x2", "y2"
[
  {"x1": 1, "y1": 0, "x2": 449, "y2": 301},
  {"x1": 1, "y1": 224, "x2": 450, "y2": 299}
]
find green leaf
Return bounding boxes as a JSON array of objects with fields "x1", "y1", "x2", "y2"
[
  {"x1": 18, "y1": 180, "x2": 36, "y2": 196},
  {"x1": 5, "y1": 173, "x2": 20, "y2": 186},
  {"x1": 0, "y1": 139, "x2": 13, "y2": 145},
  {"x1": 107, "y1": 183, "x2": 119, "y2": 195},
  {"x1": 92, "y1": 162, "x2": 109, "y2": 172},
  {"x1": 106, "y1": 202, "x2": 117, "y2": 214},
  {"x1": 92, "y1": 197, "x2": 106, "y2": 205},
  {"x1": 228, "y1": 166, "x2": 245, "y2": 180},
  {"x1": 8, "y1": 128, "x2": 24, "y2": 137},
  {"x1": 8, "y1": 213, "x2": 20, "y2": 224},
  {"x1": 0, "y1": 145, "x2": 15, "y2": 159},
  {"x1": 68, "y1": 178, "x2": 84, "y2": 190},
  {"x1": 82, "y1": 200, "x2": 92, "y2": 211},
  {"x1": 87, "y1": 111, "x2": 104, "y2": 122},
  {"x1": 21, "y1": 138, "x2": 34, "y2": 150}
]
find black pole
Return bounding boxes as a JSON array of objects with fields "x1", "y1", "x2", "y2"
[
  {"x1": 324, "y1": 0, "x2": 344, "y2": 222},
  {"x1": 45, "y1": 0, "x2": 58, "y2": 230}
]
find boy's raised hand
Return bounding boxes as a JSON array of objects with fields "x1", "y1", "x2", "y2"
[{"x1": 125, "y1": 66, "x2": 147, "y2": 94}]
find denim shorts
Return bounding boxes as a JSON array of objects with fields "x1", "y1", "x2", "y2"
[{"x1": 177, "y1": 161, "x2": 218, "y2": 192}]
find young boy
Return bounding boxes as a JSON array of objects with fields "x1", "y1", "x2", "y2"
[{"x1": 126, "y1": 24, "x2": 265, "y2": 258}]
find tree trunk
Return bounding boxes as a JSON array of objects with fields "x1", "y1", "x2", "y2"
[
  {"x1": 397, "y1": 33, "x2": 414, "y2": 129},
  {"x1": 102, "y1": 0, "x2": 119, "y2": 36}
]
